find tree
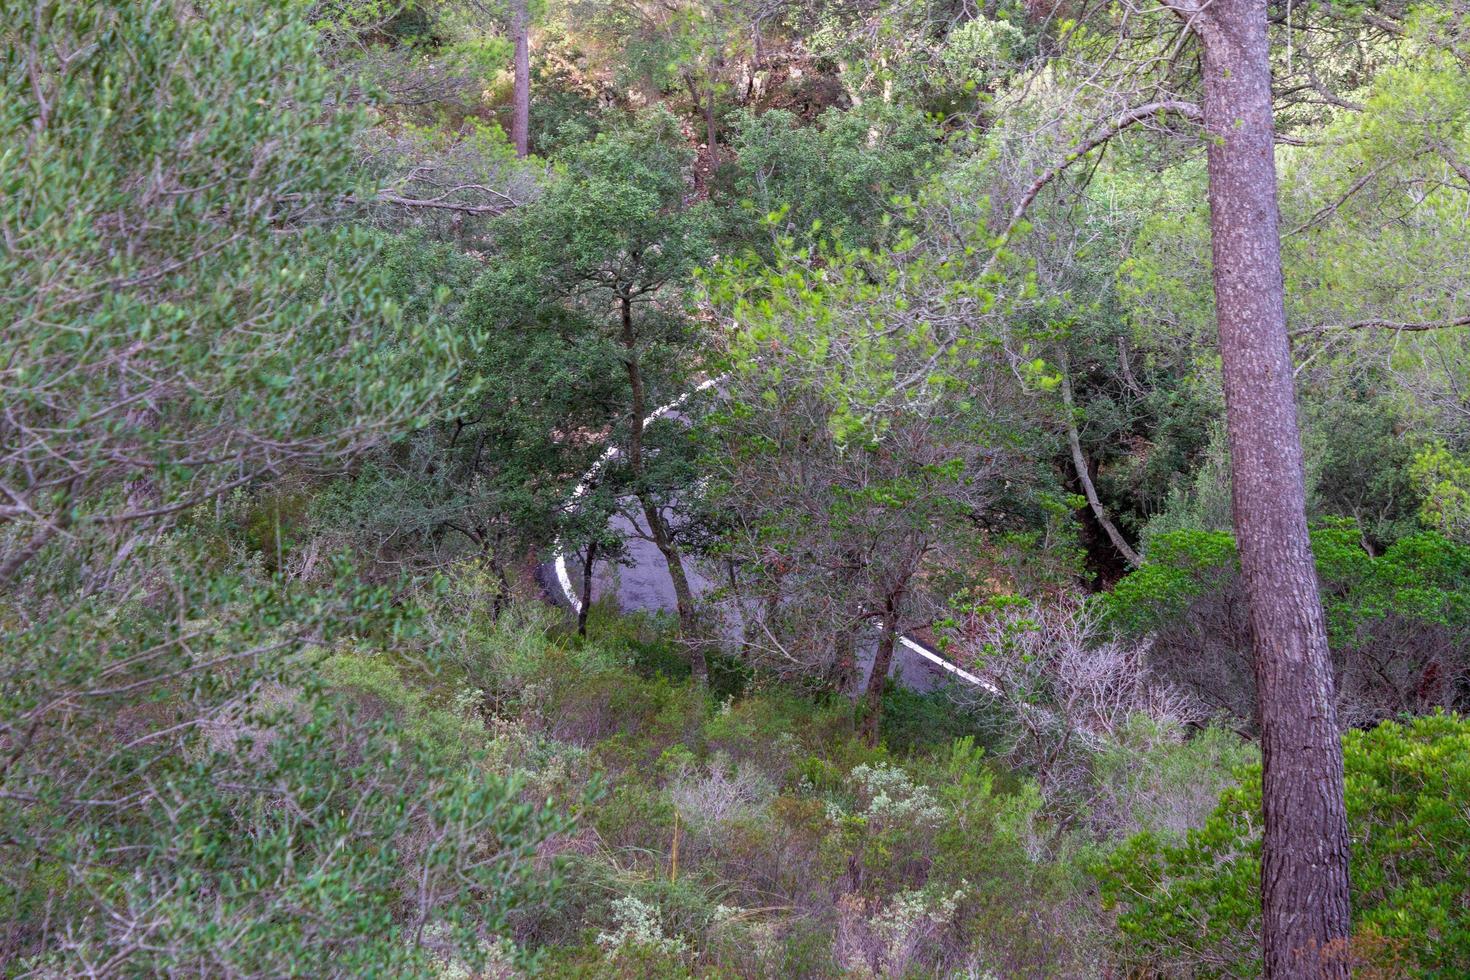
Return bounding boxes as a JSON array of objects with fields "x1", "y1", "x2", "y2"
[
  {"x1": 984, "y1": 0, "x2": 1361, "y2": 965},
  {"x1": 709, "y1": 234, "x2": 1032, "y2": 743},
  {"x1": 1, "y1": 1, "x2": 568, "y2": 970},
  {"x1": 474, "y1": 110, "x2": 717, "y2": 678},
  {"x1": 719, "y1": 103, "x2": 938, "y2": 250},
  {"x1": 1178, "y1": 0, "x2": 1353, "y2": 968},
  {"x1": 306, "y1": 232, "x2": 625, "y2": 613},
  {"x1": 0, "y1": 0, "x2": 475, "y2": 590}
]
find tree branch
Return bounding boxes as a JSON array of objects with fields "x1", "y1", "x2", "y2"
[
  {"x1": 1284, "y1": 160, "x2": 1394, "y2": 237},
  {"x1": 1291, "y1": 313, "x2": 1470, "y2": 337},
  {"x1": 988, "y1": 101, "x2": 1203, "y2": 266},
  {"x1": 1060, "y1": 355, "x2": 1142, "y2": 568}
]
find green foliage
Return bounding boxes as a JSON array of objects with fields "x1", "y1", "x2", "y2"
[
  {"x1": 10, "y1": 0, "x2": 1470, "y2": 973},
  {"x1": 1, "y1": 0, "x2": 471, "y2": 556},
  {"x1": 314, "y1": 0, "x2": 513, "y2": 79},
  {"x1": 483, "y1": 108, "x2": 716, "y2": 311},
  {"x1": 720, "y1": 104, "x2": 938, "y2": 248},
  {"x1": 1088, "y1": 718, "x2": 1258, "y2": 839},
  {"x1": 1310, "y1": 518, "x2": 1470, "y2": 642},
  {"x1": 804, "y1": 0, "x2": 1033, "y2": 116},
  {"x1": 1412, "y1": 441, "x2": 1470, "y2": 543},
  {"x1": 1097, "y1": 714, "x2": 1470, "y2": 978},
  {"x1": 1105, "y1": 523, "x2": 1470, "y2": 649},
  {"x1": 1302, "y1": 394, "x2": 1423, "y2": 546},
  {"x1": 878, "y1": 685, "x2": 1005, "y2": 757},
  {"x1": 1099, "y1": 529, "x2": 1239, "y2": 635},
  {"x1": 0, "y1": 546, "x2": 570, "y2": 974},
  {"x1": 1103, "y1": 522, "x2": 1470, "y2": 725}
]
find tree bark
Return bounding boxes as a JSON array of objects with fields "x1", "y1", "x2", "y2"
[
  {"x1": 510, "y1": 0, "x2": 530, "y2": 158},
  {"x1": 1193, "y1": 0, "x2": 1352, "y2": 972},
  {"x1": 860, "y1": 602, "x2": 898, "y2": 746},
  {"x1": 832, "y1": 627, "x2": 857, "y2": 694},
  {"x1": 620, "y1": 296, "x2": 706, "y2": 685},
  {"x1": 577, "y1": 539, "x2": 597, "y2": 637}
]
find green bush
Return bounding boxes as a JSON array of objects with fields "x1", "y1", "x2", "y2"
[
  {"x1": 1102, "y1": 523, "x2": 1470, "y2": 725},
  {"x1": 878, "y1": 683, "x2": 1006, "y2": 757},
  {"x1": 1096, "y1": 713, "x2": 1470, "y2": 977},
  {"x1": 719, "y1": 105, "x2": 938, "y2": 249}
]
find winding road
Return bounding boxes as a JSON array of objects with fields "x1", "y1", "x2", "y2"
[{"x1": 540, "y1": 383, "x2": 1003, "y2": 700}]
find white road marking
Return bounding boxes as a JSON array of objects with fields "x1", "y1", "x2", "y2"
[{"x1": 554, "y1": 377, "x2": 722, "y2": 613}]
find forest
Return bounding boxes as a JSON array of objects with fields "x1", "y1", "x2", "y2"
[{"x1": 3, "y1": 0, "x2": 1470, "y2": 975}]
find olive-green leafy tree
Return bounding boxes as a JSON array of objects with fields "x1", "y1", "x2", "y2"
[
  {"x1": 303, "y1": 233, "x2": 622, "y2": 617},
  {"x1": 471, "y1": 109, "x2": 718, "y2": 674},
  {"x1": 707, "y1": 229, "x2": 1045, "y2": 744},
  {"x1": 2, "y1": 1, "x2": 568, "y2": 971}
]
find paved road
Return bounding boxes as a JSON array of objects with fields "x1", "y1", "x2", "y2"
[
  {"x1": 544, "y1": 504, "x2": 972, "y2": 696},
  {"x1": 539, "y1": 382, "x2": 998, "y2": 699}
]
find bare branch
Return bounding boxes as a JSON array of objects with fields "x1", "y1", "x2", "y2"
[
  {"x1": 989, "y1": 101, "x2": 1203, "y2": 260},
  {"x1": 1060, "y1": 355, "x2": 1142, "y2": 567},
  {"x1": 1291, "y1": 313, "x2": 1470, "y2": 337}
]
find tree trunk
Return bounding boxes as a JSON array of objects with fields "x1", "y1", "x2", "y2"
[
  {"x1": 641, "y1": 495, "x2": 708, "y2": 686},
  {"x1": 860, "y1": 604, "x2": 897, "y2": 746},
  {"x1": 704, "y1": 64, "x2": 719, "y2": 159},
  {"x1": 510, "y1": 0, "x2": 530, "y2": 158},
  {"x1": 1195, "y1": 1, "x2": 1352, "y2": 972},
  {"x1": 620, "y1": 296, "x2": 706, "y2": 686},
  {"x1": 1060, "y1": 352, "x2": 1141, "y2": 567},
  {"x1": 832, "y1": 627, "x2": 857, "y2": 694},
  {"x1": 577, "y1": 540, "x2": 597, "y2": 637}
]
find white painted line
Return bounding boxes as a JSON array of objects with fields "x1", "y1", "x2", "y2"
[
  {"x1": 897, "y1": 634, "x2": 1003, "y2": 696},
  {"x1": 553, "y1": 377, "x2": 722, "y2": 614}
]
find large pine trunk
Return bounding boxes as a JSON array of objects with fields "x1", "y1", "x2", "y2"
[
  {"x1": 1196, "y1": 1, "x2": 1352, "y2": 972},
  {"x1": 510, "y1": 0, "x2": 530, "y2": 158}
]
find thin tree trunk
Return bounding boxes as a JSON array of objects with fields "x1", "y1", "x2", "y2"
[
  {"x1": 1060, "y1": 353, "x2": 1141, "y2": 567},
  {"x1": 620, "y1": 296, "x2": 706, "y2": 686},
  {"x1": 833, "y1": 627, "x2": 857, "y2": 694},
  {"x1": 704, "y1": 60, "x2": 719, "y2": 159},
  {"x1": 1195, "y1": 1, "x2": 1352, "y2": 972},
  {"x1": 577, "y1": 539, "x2": 597, "y2": 637},
  {"x1": 640, "y1": 494, "x2": 708, "y2": 687},
  {"x1": 860, "y1": 602, "x2": 897, "y2": 746},
  {"x1": 510, "y1": 0, "x2": 530, "y2": 158}
]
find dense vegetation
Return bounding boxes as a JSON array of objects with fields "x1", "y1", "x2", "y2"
[{"x1": 3, "y1": 0, "x2": 1468, "y2": 975}]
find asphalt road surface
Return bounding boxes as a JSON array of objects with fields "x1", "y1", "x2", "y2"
[{"x1": 544, "y1": 504, "x2": 967, "y2": 696}]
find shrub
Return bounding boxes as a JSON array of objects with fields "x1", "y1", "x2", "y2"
[
  {"x1": 878, "y1": 684, "x2": 1005, "y2": 757},
  {"x1": 1096, "y1": 713, "x2": 1470, "y2": 977},
  {"x1": 1103, "y1": 523, "x2": 1470, "y2": 728}
]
